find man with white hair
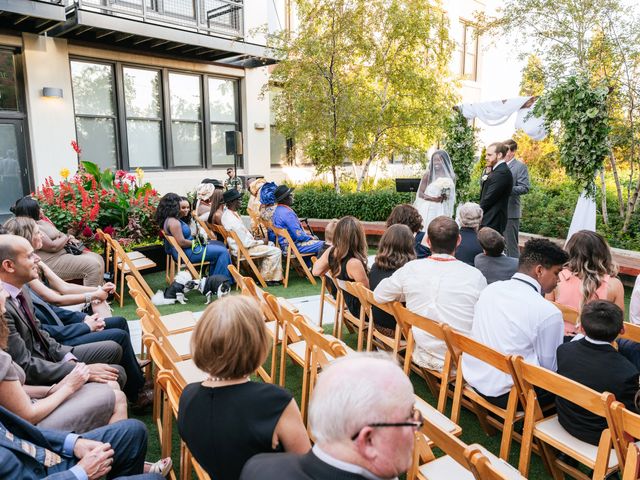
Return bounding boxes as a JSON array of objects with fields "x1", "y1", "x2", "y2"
[{"x1": 239, "y1": 353, "x2": 419, "y2": 479}]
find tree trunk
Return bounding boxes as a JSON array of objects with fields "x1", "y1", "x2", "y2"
[
  {"x1": 356, "y1": 155, "x2": 376, "y2": 192},
  {"x1": 599, "y1": 169, "x2": 608, "y2": 225},
  {"x1": 331, "y1": 165, "x2": 340, "y2": 194},
  {"x1": 622, "y1": 174, "x2": 640, "y2": 232},
  {"x1": 608, "y1": 150, "x2": 624, "y2": 218}
]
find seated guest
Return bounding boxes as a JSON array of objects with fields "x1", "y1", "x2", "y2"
[
  {"x1": 259, "y1": 182, "x2": 278, "y2": 226},
  {"x1": 3, "y1": 218, "x2": 149, "y2": 407},
  {"x1": 312, "y1": 216, "x2": 368, "y2": 316},
  {"x1": 386, "y1": 204, "x2": 430, "y2": 259},
  {"x1": 158, "y1": 193, "x2": 232, "y2": 281},
  {"x1": 556, "y1": 300, "x2": 639, "y2": 446},
  {"x1": 240, "y1": 353, "x2": 419, "y2": 480},
  {"x1": 463, "y1": 238, "x2": 568, "y2": 408},
  {"x1": 474, "y1": 227, "x2": 518, "y2": 284},
  {"x1": 271, "y1": 185, "x2": 324, "y2": 261},
  {"x1": 195, "y1": 182, "x2": 215, "y2": 221},
  {"x1": 221, "y1": 189, "x2": 283, "y2": 286},
  {"x1": 206, "y1": 189, "x2": 225, "y2": 227},
  {"x1": 11, "y1": 197, "x2": 104, "y2": 287},
  {"x1": 0, "y1": 283, "x2": 126, "y2": 433},
  {"x1": 547, "y1": 230, "x2": 625, "y2": 337},
  {"x1": 318, "y1": 219, "x2": 337, "y2": 257},
  {"x1": 0, "y1": 235, "x2": 124, "y2": 387},
  {"x1": 369, "y1": 224, "x2": 416, "y2": 337},
  {"x1": 454, "y1": 202, "x2": 483, "y2": 266},
  {"x1": 247, "y1": 178, "x2": 267, "y2": 238},
  {"x1": 374, "y1": 216, "x2": 486, "y2": 371},
  {"x1": 201, "y1": 177, "x2": 224, "y2": 190},
  {"x1": 178, "y1": 296, "x2": 310, "y2": 480},
  {"x1": 0, "y1": 405, "x2": 167, "y2": 480},
  {"x1": 4, "y1": 217, "x2": 113, "y2": 318}
]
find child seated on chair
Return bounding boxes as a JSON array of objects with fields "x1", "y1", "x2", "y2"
[
  {"x1": 318, "y1": 219, "x2": 338, "y2": 257},
  {"x1": 556, "y1": 300, "x2": 639, "y2": 445}
]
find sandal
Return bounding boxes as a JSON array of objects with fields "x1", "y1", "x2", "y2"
[{"x1": 144, "y1": 457, "x2": 172, "y2": 477}]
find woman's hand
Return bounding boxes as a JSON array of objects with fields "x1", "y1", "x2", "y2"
[
  {"x1": 93, "y1": 288, "x2": 109, "y2": 302},
  {"x1": 57, "y1": 363, "x2": 90, "y2": 393},
  {"x1": 101, "y1": 283, "x2": 116, "y2": 294}
]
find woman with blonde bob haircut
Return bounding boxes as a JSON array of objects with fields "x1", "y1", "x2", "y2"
[{"x1": 178, "y1": 296, "x2": 310, "y2": 480}]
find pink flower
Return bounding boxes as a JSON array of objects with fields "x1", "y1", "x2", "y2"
[{"x1": 71, "y1": 140, "x2": 82, "y2": 155}]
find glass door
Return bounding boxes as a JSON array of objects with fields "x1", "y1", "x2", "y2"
[{"x1": 0, "y1": 120, "x2": 29, "y2": 220}]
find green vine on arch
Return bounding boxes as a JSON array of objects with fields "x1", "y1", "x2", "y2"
[{"x1": 533, "y1": 75, "x2": 610, "y2": 196}]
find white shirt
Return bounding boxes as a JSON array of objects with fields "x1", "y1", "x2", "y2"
[
  {"x1": 221, "y1": 209, "x2": 261, "y2": 252},
  {"x1": 462, "y1": 272, "x2": 564, "y2": 397},
  {"x1": 630, "y1": 276, "x2": 640, "y2": 325},
  {"x1": 374, "y1": 254, "x2": 487, "y2": 370}
]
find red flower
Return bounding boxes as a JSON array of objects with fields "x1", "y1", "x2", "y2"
[
  {"x1": 71, "y1": 140, "x2": 82, "y2": 155},
  {"x1": 122, "y1": 183, "x2": 129, "y2": 194},
  {"x1": 82, "y1": 226, "x2": 93, "y2": 237},
  {"x1": 115, "y1": 170, "x2": 126, "y2": 178},
  {"x1": 89, "y1": 203, "x2": 100, "y2": 221},
  {"x1": 104, "y1": 226, "x2": 115, "y2": 235}
]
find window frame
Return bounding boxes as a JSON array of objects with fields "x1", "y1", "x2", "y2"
[
  {"x1": 69, "y1": 55, "x2": 242, "y2": 171},
  {"x1": 459, "y1": 20, "x2": 479, "y2": 81}
]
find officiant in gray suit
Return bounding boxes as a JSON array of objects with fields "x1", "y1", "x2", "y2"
[{"x1": 503, "y1": 139, "x2": 530, "y2": 258}]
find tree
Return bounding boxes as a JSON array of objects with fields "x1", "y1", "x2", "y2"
[
  {"x1": 477, "y1": 0, "x2": 640, "y2": 231},
  {"x1": 269, "y1": 0, "x2": 457, "y2": 192},
  {"x1": 442, "y1": 110, "x2": 477, "y2": 200}
]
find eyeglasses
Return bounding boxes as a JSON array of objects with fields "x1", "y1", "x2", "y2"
[{"x1": 350, "y1": 406, "x2": 424, "y2": 441}]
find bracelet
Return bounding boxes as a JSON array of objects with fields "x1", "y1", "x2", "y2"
[{"x1": 84, "y1": 293, "x2": 91, "y2": 307}]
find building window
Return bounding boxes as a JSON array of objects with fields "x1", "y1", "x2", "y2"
[
  {"x1": 70, "y1": 58, "x2": 241, "y2": 171},
  {"x1": 459, "y1": 21, "x2": 478, "y2": 81},
  {"x1": 0, "y1": 51, "x2": 19, "y2": 111},
  {"x1": 123, "y1": 67, "x2": 163, "y2": 168},
  {"x1": 208, "y1": 77, "x2": 239, "y2": 166},
  {"x1": 169, "y1": 72, "x2": 202, "y2": 167},
  {"x1": 70, "y1": 61, "x2": 118, "y2": 170},
  {"x1": 269, "y1": 89, "x2": 287, "y2": 166}
]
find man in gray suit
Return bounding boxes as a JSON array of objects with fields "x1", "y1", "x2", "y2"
[
  {"x1": 503, "y1": 139, "x2": 530, "y2": 257},
  {"x1": 474, "y1": 227, "x2": 519, "y2": 284},
  {"x1": 0, "y1": 235, "x2": 124, "y2": 386}
]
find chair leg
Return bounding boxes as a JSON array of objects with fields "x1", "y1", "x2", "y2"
[
  {"x1": 283, "y1": 248, "x2": 292, "y2": 288},
  {"x1": 118, "y1": 270, "x2": 125, "y2": 308}
]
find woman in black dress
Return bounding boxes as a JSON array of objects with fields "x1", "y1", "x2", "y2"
[
  {"x1": 178, "y1": 296, "x2": 310, "y2": 480},
  {"x1": 312, "y1": 216, "x2": 369, "y2": 316},
  {"x1": 369, "y1": 224, "x2": 416, "y2": 337}
]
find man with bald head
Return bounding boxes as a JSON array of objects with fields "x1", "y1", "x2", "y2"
[
  {"x1": 0, "y1": 235, "x2": 124, "y2": 386},
  {"x1": 240, "y1": 353, "x2": 418, "y2": 479},
  {"x1": 374, "y1": 216, "x2": 486, "y2": 372}
]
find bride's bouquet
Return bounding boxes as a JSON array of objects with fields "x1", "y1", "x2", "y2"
[{"x1": 432, "y1": 177, "x2": 454, "y2": 200}]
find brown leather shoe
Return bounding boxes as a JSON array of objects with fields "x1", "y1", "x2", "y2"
[
  {"x1": 137, "y1": 358, "x2": 152, "y2": 370},
  {"x1": 130, "y1": 386, "x2": 153, "y2": 412}
]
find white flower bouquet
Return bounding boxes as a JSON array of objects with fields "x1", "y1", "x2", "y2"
[{"x1": 432, "y1": 177, "x2": 454, "y2": 200}]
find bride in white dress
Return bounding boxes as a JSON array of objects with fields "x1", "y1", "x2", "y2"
[{"x1": 413, "y1": 150, "x2": 456, "y2": 232}]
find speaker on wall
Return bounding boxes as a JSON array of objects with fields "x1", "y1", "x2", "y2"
[{"x1": 225, "y1": 131, "x2": 243, "y2": 156}]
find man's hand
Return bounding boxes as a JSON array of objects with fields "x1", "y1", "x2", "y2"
[
  {"x1": 73, "y1": 438, "x2": 105, "y2": 459},
  {"x1": 87, "y1": 363, "x2": 119, "y2": 383},
  {"x1": 84, "y1": 314, "x2": 105, "y2": 332},
  {"x1": 75, "y1": 443, "x2": 114, "y2": 480}
]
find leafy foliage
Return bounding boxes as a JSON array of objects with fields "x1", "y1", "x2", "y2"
[
  {"x1": 34, "y1": 162, "x2": 160, "y2": 249},
  {"x1": 269, "y1": 0, "x2": 457, "y2": 191},
  {"x1": 443, "y1": 110, "x2": 477, "y2": 200},
  {"x1": 533, "y1": 76, "x2": 610, "y2": 194}
]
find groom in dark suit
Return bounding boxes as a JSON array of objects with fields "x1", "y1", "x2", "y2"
[{"x1": 480, "y1": 142, "x2": 513, "y2": 234}]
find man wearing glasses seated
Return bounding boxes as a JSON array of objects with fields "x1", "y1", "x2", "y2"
[{"x1": 240, "y1": 353, "x2": 420, "y2": 480}]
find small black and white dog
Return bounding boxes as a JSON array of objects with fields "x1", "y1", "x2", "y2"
[
  {"x1": 198, "y1": 274, "x2": 231, "y2": 304},
  {"x1": 151, "y1": 271, "x2": 198, "y2": 305}
]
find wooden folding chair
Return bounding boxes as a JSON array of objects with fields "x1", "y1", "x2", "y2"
[
  {"x1": 164, "y1": 234, "x2": 209, "y2": 280},
  {"x1": 311, "y1": 257, "x2": 338, "y2": 328},
  {"x1": 209, "y1": 223, "x2": 228, "y2": 247},
  {"x1": 392, "y1": 302, "x2": 455, "y2": 413},
  {"x1": 100, "y1": 230, "x2": 156, "y2": 307},
  {"x1": 609, "y1": 400, "x2": 640, "y2": 477},
  {"x1": 271, "y1": 225, "x2": 317, "y2": 288},
  {"x1": 443, "y1": 325, "x2": 524, "y2": 461},
  {"x1": 333, "y1": 279, "x2": 368, "y2": 351},
  {"x1": 465, "y1": 445, "x2": 526, "y2": 480},
  {"x1": 216, "y1": 222, "x2": 267, "y2": 288},
  {"x1": 409, "y1": 414, "x2": 523, "y2": 480},
  {"x1": 192, "y1": 212, "x2": 218, "y2": 242},
  {"x1": 352, "y1": 283, "x2": 405, "y2": 357},
  {"x1": 512, "y1": 356, "x2": 618, "y2": 479},
  {"x1": 618, "y1": 321, "x2": 640, "y2": 343},
  {"x1": 552, "y1": 301, "x2": 580, "y2": 329}
]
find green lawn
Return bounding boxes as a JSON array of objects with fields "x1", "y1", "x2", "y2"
[{"x1": 115, "y1": 269, "x2": 588, "y2": 479}]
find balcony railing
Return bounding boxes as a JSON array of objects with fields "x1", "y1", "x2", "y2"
[{"x1": 66, "y1": 0, "x2": 244, "y2": 39}]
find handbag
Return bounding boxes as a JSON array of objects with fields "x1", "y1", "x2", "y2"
[{"x1": 64, "y1": 241, "x2": 85, "y2": 255}]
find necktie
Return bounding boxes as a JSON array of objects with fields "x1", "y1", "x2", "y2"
[
  {"x1": 0, "y1": 423, "x2": 62, "y2": 467},
  {"x1": 15, "y1": 292, "x2": 55, "y2": 362}
]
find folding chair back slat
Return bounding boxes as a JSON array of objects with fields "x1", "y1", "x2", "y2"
[
  {"x1": 335, "y1": 279, "x2": 367, "y2": 351},
  {"x1": 551, "y1": 301, "x2": 580, "y2": 326},
  {"x1": 164, "y1": 234, "x2": 207, "y2": 280},
  {"x1": 222, "y1": 225, "x2": 268, "y2": 288},
  {"x1": 611, "y1": 401, "x2": 640, "y2": 473},
  {"x1": 619, "y1": 322, "x2": 640, "y2": 343},
  {"x1": 354, "y1": 283, "x2": 404, "y2": 356},
  {"x1": 271, "y1": 225, "x2": 317, "y2": 288}
]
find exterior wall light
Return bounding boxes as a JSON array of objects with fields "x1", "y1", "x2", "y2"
[{"x1": 42, "y1": 87, "x2": 63, "y2": 98}]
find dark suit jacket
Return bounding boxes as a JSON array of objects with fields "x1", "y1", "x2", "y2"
[
  {"x1": 4, "y1": 288, "x2": 74, "y2": 385},
  {"x1": 454, "y1": 227, "x2": 483, "y2": 266},
  {"x1": 556, "y1": 338, "x2": 639, "y2": 446},
  {"x1": 474, "y1": 253, "x2": 519, "y2": 284},
  {"x1": 480, "y1": 162, "x2": 513, "y2": 234},
  {"x1": 31, "y1": 294, "x2": 91, "y2": 343},
  {"x1": 240, "y1": 451, "x2": 371, "y2": 480}
]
